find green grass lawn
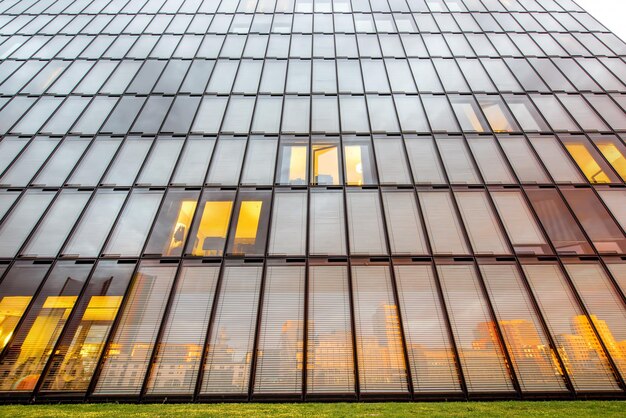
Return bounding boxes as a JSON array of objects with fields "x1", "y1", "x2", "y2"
[{"x1": 0, "y1": 401, "x2": 624, "y2": 417}]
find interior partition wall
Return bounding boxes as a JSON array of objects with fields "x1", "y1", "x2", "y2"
[{"x1": 0, "y1": 0, "x2": 625, "y2": 403}]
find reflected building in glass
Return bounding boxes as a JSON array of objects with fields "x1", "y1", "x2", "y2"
[{"x1": 0, "y1": 0, "x2": 625, "y2": 403}]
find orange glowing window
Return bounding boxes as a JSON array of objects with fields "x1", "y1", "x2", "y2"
[
  {"x1": 166, "y1": 200, "x2": 197, "y2": 255},
  {"x1": 596, "y1": 142, "x2": 626, "y2": 181},
  {"x1": 565, "y1": 143, "x2": 611, "y2": 184},
  {"x1": 0, "y1": 296, "x2": 32, "y2": 351},
  {"x1": 192, "y1": 201, "x2": 233, "y2": 256},
  {"x1": 312, "y1": 144, "x2": 340, "y2": 185},
  {"x1": 234, "y1": 201, "x2": 263, "y2": 241},
  {"x1": 344, "y1": 145, "x2": 364, "y2": 185}
]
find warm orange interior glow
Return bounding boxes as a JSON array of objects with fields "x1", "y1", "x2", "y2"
[
  {"x1": 0, "y1": 296, "x2": 32, "y2": 350},
  {"x1": 288, "y1": 146, "x2": 307, "y2": 183},
  {"x1": 166, "y1": 200, "x2": 197, "y2": 255},
  {"x1": 482, "y1": 102, "x2": 515, "y2": 132},
  {"x1": 192, "y1": 201, "x2": 233, "y2": 256},
  {"x1": 312, "y1": 145, "x2": 339, "y2": 185},
  {"x1": 82, "y1": 296, "x2": 123, "y2": 321},
  {"x1": 597, "y1": 142, "x2": 626, "y2": 181},
  {"x1": 235, "y1": 201, "x2": 263, "y2": 240},
  {"x1": 565, "y1": 144, "x2": 611, "y2": 183},
  {"x1": 345, "y1": 145, "x2": 364, "y2": 185}
]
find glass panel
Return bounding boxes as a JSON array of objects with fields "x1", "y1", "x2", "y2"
[
  {"x1": 382, "y1": 191, "x2": 427, "y2": 255},
  {"x1": 191, "y1": 96, "x2": 227, "y2": 134},
  {"x1": 528, "y1": 135, "x2": 584, "y2": 183},
  {"x1": 281, "y1": 96, "x2": 309, "y2": 133},
  {"x1": 522, "y1": 263, "x2": 621, "y2": 392},
  {"x1": 455, "y1": 191, "x2": 511, "y2": 255},
  {"x1": 94, "y1": 263, "x2": 177, "y2": 396},
  {"x1": 395, "y1": 265, "x2": 462, "y2": 394},
  {"x1": 565, "y1": 263, "x2": 626, "y2": 381},
  {"x1": 598, "y1": 190, "x2": 626, "y2": 231},
  {"x1": 205, "y1": 137, "x2": 246, "y2": 185},
  {"x1": 467, "y1": 136, "x2": 515, "y2": 184},
  {"x1": 367, "y1": 95, "x2": 399, "y2": 133},
  {"x1": 0, "y1": 263, "x2": 49, "y2": 353},
  {"x1": 477, "y1": 96, "x2": 520, "y2": 132},
  {"x1": 102, "y1": 137, "x2": 153, "y2": 186},
  {"x1": 531, "y1": 95, "x2": 577, "y2": 132},
  {"x1": 450, "y1": 96, "x2": 489, "y2": 132},
  {"x1": 0, "y1": 262, "x2": 90, "y2": 392},
  {"x1": 170, "y1": 137, "x2": 215, "y2": 186},
  {"x1": 145, "y1": 264, "x2": 219, "y2": 395},
  {"x1": 62, "y1": 190, "x2": 127, "y2": 258},
  {"x1": 0, "y1": 138, "x2": 59, "y2": 187},
  {"x1": 66, "y1": 138, "x2": 121, "y2": 187},
  {"x1": 136, "y1": 138, "x2": 184, "y2": 186},
  {"x1": 491, "y1": 191, "x2": 551, "y2": 255},
  {"x1": 185, "y1": 190, "x2": 234, "y2": 257},
  {"x1": 307, "y1": 265, "x2": 355, "y2": 394},
  {"x1": 504, "y1": 95, "x2": 549, "y2": 132},
  {"x1": 497, "y1": 135, "x2": 550, "y2": 183},
  {"x1": 277, "y1": 139, "x2": 308, "y2": 185},
  {"x1": 0, "y1": 190, "x2": 55, "y2": 257},
  {"x1": 226, "y1": 190, "x2": 271, "y2": 256},
  {"x1": 561, "y1": 188, "x2": 626, "y2": 255},
  {"x1": 309, "y1": 190, "x2": 347, "y2": 256},
  {"x1": 435, "y1": 136, "x2": 480, "y2": 184},
  {"x1": 343, "y1": 137, "x2": 377, "y2": 185},
  {"x1": 103, "y1": 189, "x2": 163, "y2": 257},
  {"x1": 480, "y1": 264, "x2": 568, "y2": 394},
  {"x1": 200, "y1": 266, "x2": 262, "y2": 395},
  {"x1": 339, "y1": 95, "x2": 369, "y2": 133},
  {"x1": 252, "y1": 96, "x2": 282, "y2": 134},
  {"x1": 373, "y1": 137, "x2": 411, "y2": 184},
  {"x1": 561, "y1": 135, "x2": 619, "y2": 184},
  {"x1": 312, "y1": 95, "x2": 340, "y2": 133},
  {"x1": 438, "y1": 264, "x2": 515, "y2": 393},
  {"x1": 351, "y1": 265, "x2": 408, "y2": 393},
  {"x1": 347, "y1": 191, "x2": 387, "y2": 256},
  {"x1": 592, "y1": 136, "x2": 626, "y2": 182},
  {"x1": 394, "y1": 95, "x2": 430, "y2": 132},
  {"x1": 241, "y1": 138, "x2": 277, "y2": 185},
  {"x1": 144, "y1": 190, "x2": 200, "y2": 257},
  {"x1": 422, "y1": 95, "x2": 460, "y2": 132},
  {"x1": 254, "y1": 266, "x2": 304, "y2": 394},
  {"x1": 311, "y1": 138, "x2": 341, "y2": 185},
  {"x1": 39, "y1": 261, "x2": 134, "y2": 393},
  {"x1": 21, "y1": 190, "x2": 90, "y2": 258},
  {"x1": 32, "y1": 138, "x2": 89, "y2": 186},
  {"x1": 404, "y1": 136, "x2": 446, "y2": 184},
  {"x1": 419, "y1": 191, "x2": 470, "y2": 255},
  {"x1": 268, "y1": 191, "x2": 307, "y2": 256}
]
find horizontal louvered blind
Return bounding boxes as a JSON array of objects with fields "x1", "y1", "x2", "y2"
[
  {"x1": 455, "y1": 191, "x2": 511, "y2": 255},
  {"x1": 437, "y1": 264, "x2": 515, "y2": 393},
  {"x1": 201, "y1": 266, "x2": 262, "y2": 395},
  {"x1": 351, "y1": 265, "x2": 408, "y2": 393},
  {"x1": 606, "y1": 263, "x2": 626, "y2": 295},
  {"x1": 435, "y1": 137, "x2": 480, "y2": 184},
  {"x1": 145, "y1": 265, "x2": 219, "y2": 395},
  {"x1": 522, "y1": 264, "x2": 621, "y2": 393},
  {"x1": 268, "y1": 192, "x2": 307, "y2": 256},
  {"x1": 597, "y1": 190, "x2": 626, "y2": 231},
  {"x1": 480, "y1": 264, "x2": 568, "y2": 394},
  {"x1": 382, "y1": 192, "x2": 428, "y2": 255},
  {"x1": 374, "y1": 137, "x2": 411, "y2": 184},
  {"x1": 307, "y1": 265, "x2": 355, "y2": 394},
  {"x1": 347, "y1": 191, "x2": 387, "y2": 256},
  {"x1": 467, "y1": 137, "x2": 515, "y2": 184},
  {"x1": 253, "y1": 266, "x2": 304, "y2": 394},
  {"x1": 241, "y1": 139, "x2": 277, "y2": 185},
  {"x1": 309, "y1": 191, "x2": 346, "y2": 256},
  {"x1": 528, "y1": 135, "x2": 584, "y2": 183},
  {"x1": 497, "y1": 136, "x2": 550, "y2": 183},
  {"x1": 404, "y1": 137, "x2": 446, "y2": 184},
  {"x1": 419, "y1": 192, "x2": 470, "y2": 255},
  {"x1": 394, "y1": 265, "x2": 462, "y2": 393},
  {"x1": 95, "y1": 265, "x2": 177, "y2": 395},
  {"x1": 205, "y1": 138, "x2": 246, "y2": 185},
  {"x1": 564, "y1": 263, "x2": 626, "y2": 382}
]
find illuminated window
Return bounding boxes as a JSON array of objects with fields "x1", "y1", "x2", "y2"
[
  {"x1": 277, "y1": 140, "x2": 308, "y2": 185},
  {"x1": 226, "y1": 190, "x2": 271, "y2": 256},
  {"x1": 186, "y1": 191, "x2": 234, "y2": 257},
  {"x1": 450, "y1": 97, "x2": 489, "y2": 132},
  {"x1": 343, "y1": 137, "x2": 376, "y2": 186},
  {"x1": 311, "y1": 139, "x2": 340, "y2": 185},
  {"x1": 561, "y1": 135, "x2": 619, "y2": 184},
  {"x1": 477, "y1": 96, "x2": 519, "y2": 132},
  {"x1": 592, "y1": 135, "x2": 626, "y2": 181}
]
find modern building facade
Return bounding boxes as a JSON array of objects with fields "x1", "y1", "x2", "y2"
[{"x1": 0, "y1": 0, "x2": 625, "y2": 403}]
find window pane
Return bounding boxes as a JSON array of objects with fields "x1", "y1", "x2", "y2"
[
  {"x1": 435, "y1": 136, "x2": 480, "y2": 184},
  {"x1": 282, "y1": 96, "x2": 309, "y2": 133},
  {"x1": 254, "y1": 265, "x2": 304, "y2": 394},
  {"x1": 339, "y1": 95, "x2": 369, "y2": 133},
  {"x1": 504, "y1": 95, "x2": 549, "y2": 132},
  {"x1": 0, "y1": 190, "x2": 55, "y2": 257},
  {"x1": 222, "y1": 96, "x2": 255, "y2": 134},
  {"x1": 374, "y1": 137, "x2": 411, "y2": 184},
  {"x1": 269, "y1": 191, "x2": 307, "y2": 256},
  {"x1": 531, "y1": 95, "x2": 577, "y2": 132},
  {"x1": 347, "y1": 190, "x2": 387, "y2": 256},
  {"x1": 191, "y1": 96, "x2": 227, "y2": 134},
  {"x1": 39, "y1": 261, "x2": 134, "y2": 393},
  {"x1": 310, "y1": 190, "x2": 347, "y2": 256},
  {"x1": 394, "y1": 95, "x2": 430, "y2": 132},
  {"x1": 312, "y1": 95, "x2": 340, "y2": 133},
  {"x1": 382, "y1": 191, "x2": 428, "y2": 255},
  {"x1": 491, "y1": 190, "x2": 551, "y2": 255},
  {"x1": 450, "y1": 96, "x2": 489, "y2": 132},
  {"x1": 145, "y1": 264, "x2": 219, "y2": 395},
  {"x1": 144, "y1": 189, "x2": 199, "y2": 257},
  {"x1": 561, "y1": 135, "x2": 619, "y2": 184},
  {"x1": 226, "y1": 190, "x2": 271, "y2": 256},
  {"x1": 565, "y1": 262, "x2": 626, "y2": 381},
  {"x1": 200, "y1": 266, "x2": 262, "y2": 395},
  {"x1": 528, "y1": 135, "x2": 584, "y2": 183},
  {"x1": 367, "y1": 95, "x2": 399, "y2": 132},
  {"x1": 21, "y1": 190, "x2": 90, "y2": 258},
  {"x1": 438, "y1": 264, "x2": 515, "y2": 393},
  {"x1": 592, "y1": 135, "x2": 626, "y2": 182},
  {"x1": 103, "y1": 189, "x2": 162, "y2": 257},
  {"x1": 497, "y1": 135, "x2": 550, "y2": 183},
  {"x1": 0, "y1": 262, "x2": 90, "y2": 392},
  {"x1": 180, "y1": 190, "x2": 232, "y2": 259},
  {"x1": 33, "y1": 138, "x2": 89, "y2": 187},
  {"x1": 343, "y1": 137, "x2": 377, "y2": 185},
  {"x1": 241, "y1": 137, "x2": 277, "y2": 185},
  {"x1": 455, "y1": 191, "x2": 511, "y2": 255},
  {"x1": 252, "y1": 96, "x2": 282, "y2": 134},
  {"x1": 351, "y1": 265, "x2": 408, "y2": 393},
  {"x1": 102, "y1": 137, "x2": 152, "y2": 186},
  {"x1": 137, "y1": 138, "x2": 184, "y2": 186},
  {"x1": 522, "y1": 263, "x2": 621, "y2": 392},
  {"x1": 307, "y1": 265, "x2": 355, "y2": 394},
  {"x1": 62, "y1": 190, "x2": 127, "y2": 257},
  {"x1": 94, "y1": 263, "x2": 177, "y2": 396},
  {"x1": 277, "y1": 139, "x2": 308, "y2": 185},
  {"x1": 526, "y1": 188, "x2": 593, "y2": 255},
  {"x1": 477, "y1": 96, "x2": 520, "y2": 132},
  {"x1": 561, "y1": 188, "x2": 626, "y2": 254},
  {"x1": 419, "y1": 191, "x2": 470, "y2": 255},
  {"x1": 480, "y1": 264, "x2": 568, "y2": 394},
  {"x1": 395, "y1": 265, "x2": 462, "y2": 393},
  {"x1": 311, "y1": 139, "x2": 341, "y2": 185},
  {"x1": 598, "y1": 190, "x2": 626, "y2": 231},
  {"x1": 0, "y1": 262, "x2": 49, "y2": 353},
  {"x1": 171, "y1": 137, "x2": 215, "y2": 186},
  {"x1": 467, "y1": 136, "x2": 515, "y2": 184},
  {"x1": 0, "y1": 138, "x2": 59, "y2": 187},
  {"x1": 422, "y1": 95, "x2": 460, "y2": 132},
  {"x1": 404, "y1": 136, "x2": 446, "y2": 184},
  {"x1": 206, "y1": 137, "x2": 246, "y2": 185}
]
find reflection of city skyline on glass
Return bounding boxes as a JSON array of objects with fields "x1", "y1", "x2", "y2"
[{"x1": 1, "y1": 0, "x2": 626, "y2": 403}]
